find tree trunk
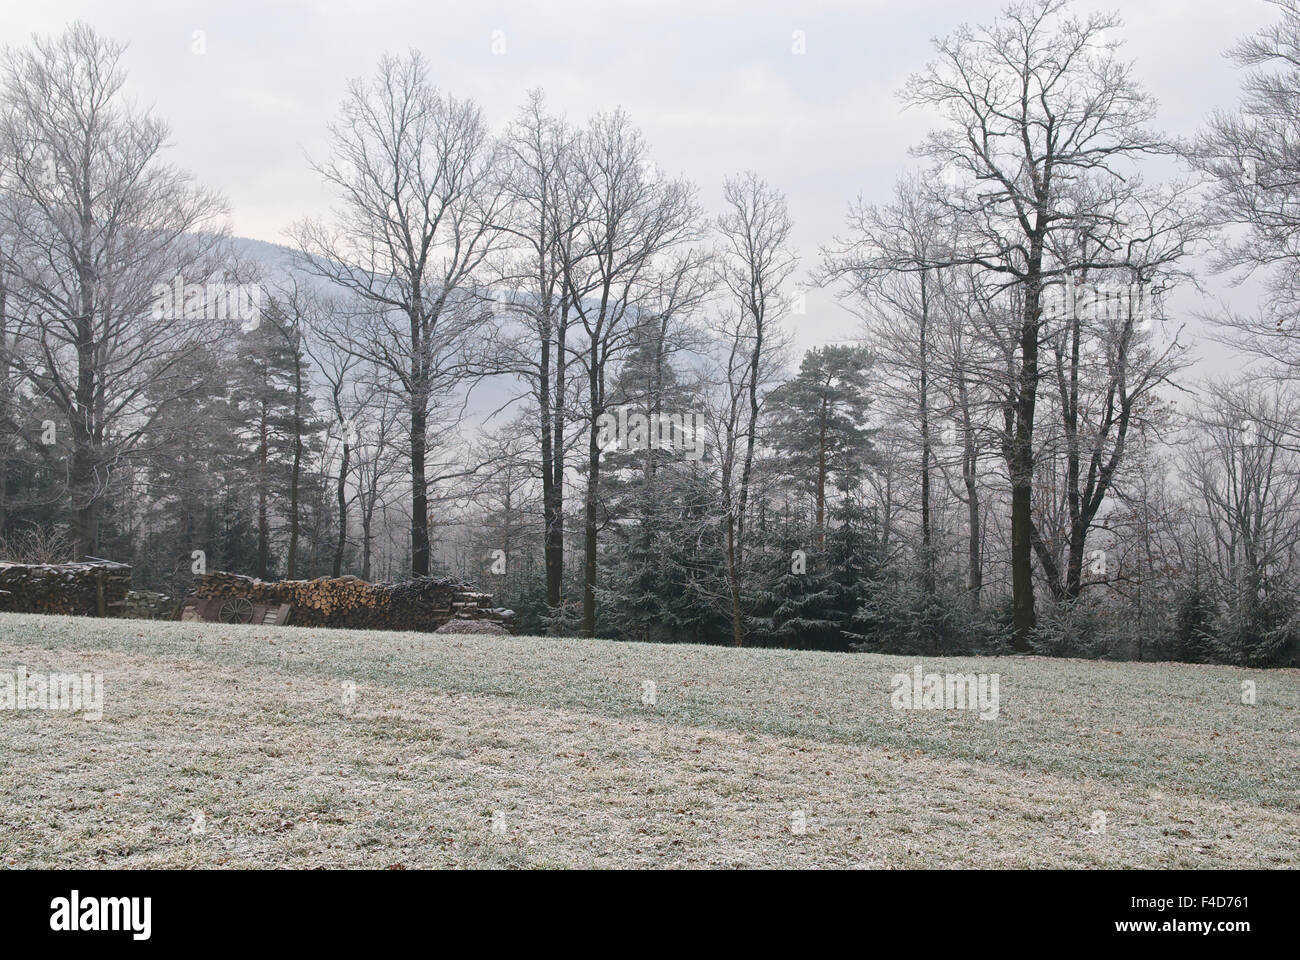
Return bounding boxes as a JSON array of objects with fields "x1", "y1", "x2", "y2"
[
  {"x1": 737, "y1": 312, "x2": 762, "y2": 557},
  {"x1": 410, "y1": 297, "x2": 431, "y2": 577},
  {"x1": 286, "y1": 345, "x2": 304, "y2": 579},
  {"x1": 411, "y1": 402, "x2": 429, "y2": 576},
  {"x1": 1010, "y1": 272, "x2": 1042, "y2": 651},
  {"x1": 552, "y1": 313, "x2": 567, "y2": 605},
  {"x1": 256, "y1": 396, "x2": 270, "y2": 579},
  {"x1": 71, "y1": 305, "x2": 96, "y2": 558},
  {"x1": 816, "y1": 396, "x2": 828, "y2": 547},
  {"x1": 360, "y1": 480, "x2": 375, "y2": 582},
  {"x1": 540, "y1": 329, "x2": 559, "y2": 607},
  {"x1": 582, "y1": 408, "x2": 599, "y2": 636},
  {"x1": 548, "y1": 304, "x2": 569, "y2": 606},
  {"x1": 541, "y1": 301, "x2": 568, "y2": 611},
  {"x1": 966, "y1": 463, "x2": 982, "y2": 609},
  {"x1": 333, "y1": 437, "x2": 349, "y2": 577},
  {"x1": 957, "y1": 373, "x2": 981, "y2": 608},
  {"x1": 919, "y1": 269, "x2": 934, "y2": 597},
  {"x1": 0, "y1": 277, "x2": 8, "y2": 536},
  {"x1": 726, "y1": 513, "x2": 744, "y2": 646}
]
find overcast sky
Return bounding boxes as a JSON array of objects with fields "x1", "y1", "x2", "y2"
[{"x1": 0, "y1": 0, "x2": 1279, "y2": 366}]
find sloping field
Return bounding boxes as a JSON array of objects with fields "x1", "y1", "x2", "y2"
[{"x1": 1, "y1": 612, "x2": 1296, "y2": 868}]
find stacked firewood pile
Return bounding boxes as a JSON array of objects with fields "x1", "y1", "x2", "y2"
[
  {"x1": 188, "y1": 570, "x2": 514, "y2": 632},
  {"x1": 121, "y1": 590, "x2": 177, "y2": 620},
  {"x1": 0, "y1": 558, "x2": 132, "y2": 616}
]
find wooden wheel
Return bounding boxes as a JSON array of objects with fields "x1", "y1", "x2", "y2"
[{"x1": 218, "y1": 597, "x2": 255, "y2": 624}]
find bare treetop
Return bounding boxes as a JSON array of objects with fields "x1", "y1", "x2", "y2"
[{"x1": 904, "y1": 0, "x2": 1166, "y2": 278}]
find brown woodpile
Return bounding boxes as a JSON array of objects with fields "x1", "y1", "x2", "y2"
[
  {"x1": 0, "y1": 558, "x2": 132, "y2": 616},
  {"x1": 121, "y1": 590, "x2": 177, "y2": 620},
  {"x1": 188, "y1": 570, "x2": 513, "y2": 632}
]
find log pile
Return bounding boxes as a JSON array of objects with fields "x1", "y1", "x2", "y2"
[
  {"x1": 0, "y1": 558, "x2": 132, "y2": 617},
  {"x1": 121, "y1": 590, "x2": 177, "y2": 620},
  {"x1": 187, "y1": 570, "x2": 513, "y2": 633}
]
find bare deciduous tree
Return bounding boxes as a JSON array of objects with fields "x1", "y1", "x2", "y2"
[
  {"x1": 490, "y1": 91, "x2": 587, "y2": 610},
  {"x1": 291, "y1": 50, "x2": 507, "y2": 576},
  {"x1": 712, "y1": 172, "x2": 795, "y2": 646},
  {"x1": 0, "y1": 22, "x2": 228, "y2": 556},
  {"x1": 823, "y1": 175, "x2": 956, "y2": 597},
  {"x1": 903, "y1": 0, "x2": 1165, "y2": 647},
  {"x1": 1182, "y1": 382, "x2": 1300, "y2": 662},
  {"x1": 1190, "y1": 0, "x2": 1300, "y2": 380},
  {"x1": 562, "y1": 110, "x2": 705, "y2": 636}
]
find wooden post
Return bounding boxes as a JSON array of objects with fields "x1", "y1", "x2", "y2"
[{"x1": 96, "y1": 568, "x2": 106, "y2": 617}]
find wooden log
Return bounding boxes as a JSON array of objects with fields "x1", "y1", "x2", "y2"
[
  {"x1": 0, "y1": 559, "x2": 131, "y2": 617},
  {"x1": 185, "y1": 570, "x2": 508, "y2": 632}
]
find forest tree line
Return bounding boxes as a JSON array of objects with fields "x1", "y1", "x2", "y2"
[{"x1": 3, "y1": 1, "x2": 1300, "y2": 666}]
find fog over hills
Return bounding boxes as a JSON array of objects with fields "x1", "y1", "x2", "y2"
[{"x1": 226, "y1": 234, "x2": 530, "y2": 435}]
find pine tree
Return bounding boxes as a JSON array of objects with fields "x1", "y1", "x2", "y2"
[
  {"x1": 766, "y1": 345, "x2": 875, "y2": 546},
  {"x1": 139, "y1": 343, "x2": 259, "y2": 594},
  {"x1": 227, "y1": 301, "x2": 325, "y2": 579},
  {"x1": 599, "y1": 337, "x2": 715, "y2": 642}
]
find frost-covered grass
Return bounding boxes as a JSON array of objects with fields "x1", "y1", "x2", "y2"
[{"x1": 1, "y1": 612, "x2": 1296, "y2": 868}]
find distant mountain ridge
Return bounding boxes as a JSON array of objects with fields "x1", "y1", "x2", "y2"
[{"x1": 224, "y1": 234, "x2": 525, "y2": 430}]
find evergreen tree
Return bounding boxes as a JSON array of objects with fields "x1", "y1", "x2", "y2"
[
  {"x1": 599, "y1": 337, "x2": 716, "y2": 642},
  {"x1": 766, "y1": 345, "x2": 875, "y2": 546},
  {"x1": 227, "y1": 301, "x2": 325, "y2": 579},
  {"x1": 139, "y1": 343, "x2": 259, "y2": 594}
]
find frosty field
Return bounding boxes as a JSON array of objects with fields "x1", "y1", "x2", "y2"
[{"x1": 1, "y1": 611, "x2": 1296, "y2": 869}]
